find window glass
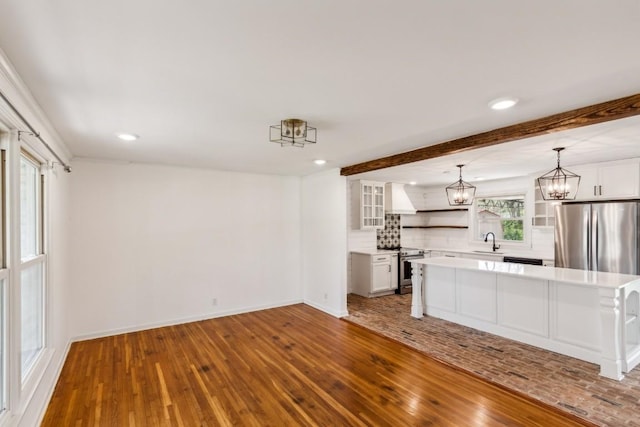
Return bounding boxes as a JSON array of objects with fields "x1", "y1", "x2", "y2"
[
  {"x1": 475, "y1": 196, "x2": 525, "y2": 241},
  {"x1": 20, "y1": 157, "x2": 39, "y2": 260},
  {"x1": 0, "y1": 279, "x2": 4, "y2": 411},
  {"x1": 20, "y1": 152, "x2": 44, "y2": 381},
  {"x1": 20, "y1": 264, "x2": 43, "y2": 378}
]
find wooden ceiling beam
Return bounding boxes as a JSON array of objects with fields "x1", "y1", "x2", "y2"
[{"x1": 340, "y1": 93, "x2": 640, "y2": 176}]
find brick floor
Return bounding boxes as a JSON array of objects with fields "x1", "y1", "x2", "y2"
[{"x1": 345, "y1": 293, "x2": 640, "y2": 427}]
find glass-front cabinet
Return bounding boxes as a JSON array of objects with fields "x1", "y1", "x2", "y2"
[
  {"x1": 533, "y1": 179, "x2": 556, "y2": 228},
  {"x1": 352, "y1": 180, "x2": 385, "y2": 230}
]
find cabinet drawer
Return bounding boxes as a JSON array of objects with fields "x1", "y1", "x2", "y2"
[{"x1": 372, "y1": 255, "x2": 391, "y2": 263}]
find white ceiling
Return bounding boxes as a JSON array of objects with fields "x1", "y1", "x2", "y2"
[{"x1": 0, "y1": 1, "x2": 639, "y2": 177}]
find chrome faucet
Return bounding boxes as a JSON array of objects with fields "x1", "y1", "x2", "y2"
[{"x1": 484, "y1": 232, "x2": 500, "y2": 252}]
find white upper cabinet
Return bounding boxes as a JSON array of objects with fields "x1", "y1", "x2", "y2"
[
  {"x1": 533, "y1": 179, "x2": 555, "y2": 228},
  {"x1": 351, "y1": 180, "x2": 385, "y2": 230},
  {"x1": 572, "y1": 159, "x2": 640, "y2": 201}
]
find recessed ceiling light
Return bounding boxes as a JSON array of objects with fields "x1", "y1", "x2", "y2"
[
  {"x1": 409, "y1": 181, "x2": 417, "y2": 185},
  {"x1": 116, "y1": 133, "x2": 139, "y2": 141},
  {"x1": 488, "y1": 97, "x2": 519, "y2": 110},
  {"x1": 313, "y1": 159, "x2": 326, "y2": 165}
]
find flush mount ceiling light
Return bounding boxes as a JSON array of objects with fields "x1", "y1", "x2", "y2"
[
  {"x1": 537, "y1": 147, "x2": 581, "y2": 200},
  {"x1": 116, "y1": 133, "x2": 139, "y2": 141},
  {"x1": 313, "y1": 159, "x2": 326, "y2": 165},
  {"x1": 488, "y1": 97, "x2": 519, "y2": 110},
  {"x1": 270, "y1": 118, "x2": 317, "y2": 147},
  {"x1": 445, "y1": 164, "x2": 477, "y2": 206}
]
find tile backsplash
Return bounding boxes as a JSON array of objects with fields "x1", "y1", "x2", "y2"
[{"x1": 377, "y1": 214, "x2": 401, "y2": 249}]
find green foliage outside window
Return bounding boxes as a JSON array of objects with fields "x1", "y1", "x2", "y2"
[{"x1": 501, "y1": 219, "x2": 524, "y2": 241}]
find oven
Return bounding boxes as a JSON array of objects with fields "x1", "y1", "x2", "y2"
[{"x1": 397, "y1": 248, "x2": 425, "y2": 294}]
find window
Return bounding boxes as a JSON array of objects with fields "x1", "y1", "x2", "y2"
[
  {"x1": 475, "y1": 196, "x2": 525, "y2": 242},
  {"x1": 0, "y1": 278, "x2": 4, "y2": 412},
  {"x1": 20, "y1": 153, "x2": 44, "y2": 380},
  {"x1": 0, "y1": 148, "x2": 6, "y2": 413}
]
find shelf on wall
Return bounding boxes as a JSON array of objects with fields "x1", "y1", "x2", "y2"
[{"x1": 402, "y1": 225, "x2": 469, "y2": 229}]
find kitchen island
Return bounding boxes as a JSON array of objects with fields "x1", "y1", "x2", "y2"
[{"x1": 410, "y1": 257, "x2": 640, "y2": 380}]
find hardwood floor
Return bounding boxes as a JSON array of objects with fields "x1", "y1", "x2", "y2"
[{"x1": 43, "y1": 304, "x2": 594, "y2": 426}]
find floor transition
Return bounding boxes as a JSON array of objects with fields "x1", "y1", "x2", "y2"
[{"x1": 345, "y1": 293, "x2": 640, "y2": 427}]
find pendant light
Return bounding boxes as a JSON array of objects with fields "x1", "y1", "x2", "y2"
[
  {"x1": 445, "y1": 164, "x2": 476, "y2": 206},
  {"x1": 537, "y1": 147, "x2": 581, "y2": 200}
]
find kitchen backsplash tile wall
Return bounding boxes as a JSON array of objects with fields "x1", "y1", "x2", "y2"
[{"x1": 377, "y1": 214, "x2": 401, "y2": 249}]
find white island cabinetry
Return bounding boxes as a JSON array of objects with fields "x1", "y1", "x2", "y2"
[{"x1": 410, "y1": 257, "x2": 640, "y2": 380}]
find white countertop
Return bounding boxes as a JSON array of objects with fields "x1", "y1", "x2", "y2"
[
  {"x1": 421, "y1": 247, "x2": 553, "y2": 260},
  {"x1": 412, "y1": 256, "x2": 640, "y2": 289},
  {"x1": 350, "y1": 249, "x2": 399, "y2": 255}
]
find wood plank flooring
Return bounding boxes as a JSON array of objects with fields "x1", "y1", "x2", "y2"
[{"x1": 42, "y1": 304, "x2": 594, "y2": 426}]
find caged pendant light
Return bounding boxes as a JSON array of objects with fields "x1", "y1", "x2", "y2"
[
  {"x1": 445, "y1": 164, "x2": 476, "y2": 206},
  {"x1": 537, "y1": 147, "x2": 581, "y2": 200}
]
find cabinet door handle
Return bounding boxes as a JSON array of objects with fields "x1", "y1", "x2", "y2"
[
  {"x1": 599, "y1": 185, "x2": 602, "y2": 196},
  {"x1": 388, "y1": 265, "x2": 391, "y2": 272},
  {"x1": 594, "y1": 185, "x2": 597, "y2": 196}
]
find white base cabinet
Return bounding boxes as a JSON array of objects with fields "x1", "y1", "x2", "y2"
[{"x1": 351, "y1": 252, "x2": 398, "y2": 297}]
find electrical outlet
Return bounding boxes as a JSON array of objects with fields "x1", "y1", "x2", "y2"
[
  {"x1": 212, "y1": 298, "x2": 218, "y2": 306},
  {"x1": 323, "y1": 293, "x2": 328, "y2": 301}
]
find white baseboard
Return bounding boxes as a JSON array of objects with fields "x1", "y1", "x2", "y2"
[
  {"x1": 32, "y1": 340, "x2": 73, "y2": 426},
  {"x1": 304, "y1": 299, "x2": 349, "y2": 318},
  {"x1": 71, "y1": 298, "x2": 304, "y2": 342}
]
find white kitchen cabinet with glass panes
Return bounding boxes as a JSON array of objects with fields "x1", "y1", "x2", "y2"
[
  {"x1": 571, "y1": 159, "x2": 640, "y2": 201},
  {"x1": 532, "y1": 179, "x2": 556, "y2": 228},
  {"x1": 351, "y1": 180, "x2": 385, "y2": 230}
]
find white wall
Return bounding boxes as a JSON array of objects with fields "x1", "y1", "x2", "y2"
[
  {"x1": 301, "y1": 169, "x2": 348, "y2": 317},
  {"x1": 68, "y1": 160, "x2": 303, "y2": 339}
]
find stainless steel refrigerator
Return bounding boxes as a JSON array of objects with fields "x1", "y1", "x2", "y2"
[{"x1": 555, "y1": 202, "x2": 640, "y2": 275}]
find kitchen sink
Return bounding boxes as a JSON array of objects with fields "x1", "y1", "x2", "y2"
[{"x1": 472, "y1": 250, "x2": 504, "y2": 255}]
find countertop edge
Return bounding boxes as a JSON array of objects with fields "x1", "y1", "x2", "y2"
[{"x1": 412, "y1": 257, "x2": 640, "y2": 289}]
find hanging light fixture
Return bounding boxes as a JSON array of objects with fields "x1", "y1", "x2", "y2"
[
  {"x1": 270, "y1": 118, "x2": 317, "y2": 147},
  {"x1": 445, "y1": 164, "x2": 476, "y2": 206},
  {"x1": 537, "y1": 147, "x2": 581, "y2": 200}
]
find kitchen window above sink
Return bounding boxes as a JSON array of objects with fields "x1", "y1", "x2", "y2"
[{"x1": 474, "y1": 195, "x2": 525, "y2": 243}]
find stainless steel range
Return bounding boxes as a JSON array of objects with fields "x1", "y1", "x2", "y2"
[{"x1": 397, "y1": 247, "x2": 425, "y2": 294}]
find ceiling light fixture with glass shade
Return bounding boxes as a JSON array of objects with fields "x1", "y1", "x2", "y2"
[
  {"x1": 445, "y1": 164, "x2": 476, "y2": 206},
  {"x1": 537, "y1": 147, "x2": 581, "y2": 200},
  {"x1": 270, "y1": 118, "x2": 317, "y2": 147}
]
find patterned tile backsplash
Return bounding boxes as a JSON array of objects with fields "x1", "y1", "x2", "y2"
[{"x1": 377, "y1": 214, "x2": 401, "y2": 249}]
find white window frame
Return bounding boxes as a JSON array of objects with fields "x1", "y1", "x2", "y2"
[
  {"x1": 6, "y1": 134, "x2": 53, "y2": 418},
  {"x1": 0, "y1": 129, "x2": 9, "y2": 423},
  {"x1": 470, "y1": 192, "x2": 530, "y2": 249}
]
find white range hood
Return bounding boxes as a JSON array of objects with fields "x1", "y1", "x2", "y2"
[{"x1": 385, "y1": 183, "x2": 416, "y2": 215}]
